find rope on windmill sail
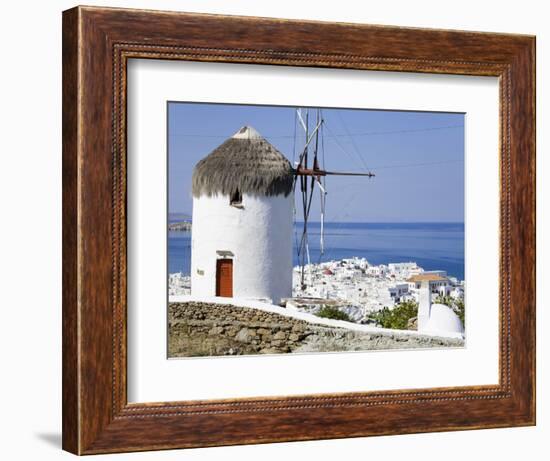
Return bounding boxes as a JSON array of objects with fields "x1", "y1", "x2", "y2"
[
  {"x1": 335, "y1": 111, "x2": 373, "y2": 173},
  {"x1": 319, "y1": 114, "x2": 327, "y2": 262},
  {"x1": 299, "y1": 109, "x2": 310, "y2": 287},
  {"x1": 317, "y1": 178, "x2": 326, "y2": 261},
  {"x1": 322, "y1": 182, "x2": 364, "y2": 262},
  {"x1": 324, "y1": 122, "x2": 371, "y2": 175},
  {"x1": 292, "y1": 109, "x2": 298, "y2": 165},
  {"x1": 305, "y1": 240, "x2": 312, "y2": 287},
  {"x1": 292, "y1": 109, "x2": 301, "y2": 266}
]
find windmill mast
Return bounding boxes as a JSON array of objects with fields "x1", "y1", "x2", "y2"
[{"x1": 293, "y1": 108, "x2": 375, "y2": 291}]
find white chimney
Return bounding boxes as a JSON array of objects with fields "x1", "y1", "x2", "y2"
[{"x1": 418, "y1": 280, "x2": 432, "y2": 331}]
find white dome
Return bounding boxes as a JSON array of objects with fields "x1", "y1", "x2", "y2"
[{"x1": 424, "y1": 303, "x2": 464, "y2": 335}]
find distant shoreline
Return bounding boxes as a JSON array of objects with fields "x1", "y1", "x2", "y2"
[
  {"x1": 168, "y1": 221, "x2": 192, "y2": 231},
  {"x1": 168, "y1": 215, "x2": 465, "y2": 226}
]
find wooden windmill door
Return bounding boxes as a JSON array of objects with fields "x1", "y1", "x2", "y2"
[{"x1": 216, "y1": 259, "x2": 233, "y2": 297}]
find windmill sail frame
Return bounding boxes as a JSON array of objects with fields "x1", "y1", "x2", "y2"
[{"x1": 292, "y1": 108, "x2": 375, "y2": 290}]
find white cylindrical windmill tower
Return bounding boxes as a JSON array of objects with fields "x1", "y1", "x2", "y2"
[{"x1": 190, "y1": 126, "x2": 294, "y2": 305}]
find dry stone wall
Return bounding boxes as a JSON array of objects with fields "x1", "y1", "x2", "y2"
[{"x1": 168, "y1": 302, "x2": 464, "y2": 357}]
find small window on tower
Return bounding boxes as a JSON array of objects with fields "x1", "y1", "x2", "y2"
[{"x1": 230, "y1": 189, "x2": 243, "y2": 207}]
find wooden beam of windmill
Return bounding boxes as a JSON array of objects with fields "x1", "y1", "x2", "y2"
[{"x1": 294, "y1": 166, "x2": 375, "y2": 178}]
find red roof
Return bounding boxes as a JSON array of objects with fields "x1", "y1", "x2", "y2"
[{"x1": 407, "y1": 274, "x2": 448, "y2": 283}]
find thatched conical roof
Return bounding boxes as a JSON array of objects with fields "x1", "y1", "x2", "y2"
[{"x1": 192, "y1": 126, "x2": 294, "y2": 198}]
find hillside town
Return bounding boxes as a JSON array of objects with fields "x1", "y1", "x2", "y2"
[
  {"x1": 169, "y1": 257, "x2": 465, "y2": 325},
  {"x1": 288, "y1": 258, "x2": 464, "y2": 324}
]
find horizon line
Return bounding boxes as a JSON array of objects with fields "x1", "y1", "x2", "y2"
[{"x1": 168, "y1": 213, "x2": 464, "y2": 224}]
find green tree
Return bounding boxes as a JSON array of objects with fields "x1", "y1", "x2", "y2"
[
  {"x1": 316, "y1": 305, "x2": 352, "y2": 322},
  {"x1": 372, "y1": 300, "x2": 418, "y2": 330}
]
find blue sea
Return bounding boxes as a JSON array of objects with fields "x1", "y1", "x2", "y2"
[{"x1": 168, "y1": 222, "x2": 465, "y2": 280}]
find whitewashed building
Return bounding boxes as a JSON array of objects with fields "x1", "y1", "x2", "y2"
[
  {"x1": 366, "y1": 264, "x2": 388, "y2": 277},
  {"x1": 388, "y1": 283, "x2": 409, "y2": 299},
  {"x1": 407, "y1": 273, "x2": 450, "y2": 291},
  {"x1": 450, "y1": 286, "x2": 465, "y2": 300},
  {"x1": 190, "y1": 126, "x2": 294, "y2": 304},
  {"x1": 437, "y1": 285, "x2": 453, "y2": 297},
  {"x1": 388, "y1": 262, "x2": 422, "y2": 278}
]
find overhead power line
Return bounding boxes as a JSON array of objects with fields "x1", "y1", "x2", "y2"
[
  {"x1": 370, "y1": 159, "x2": 463, "y2": 170},
  {"x1": 169, "y1": 124, "x2": 464, "y2": 139}
]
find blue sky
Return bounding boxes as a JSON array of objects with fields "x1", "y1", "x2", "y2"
[{"x1": 168, "y1": 102, "x2": 464, "y2": 222}]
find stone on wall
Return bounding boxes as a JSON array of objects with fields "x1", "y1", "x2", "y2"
[{"x1": 168, "y1": 302, "x2": 464, "y2": 358}]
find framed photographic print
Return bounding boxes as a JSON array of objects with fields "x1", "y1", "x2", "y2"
[
  {"x1": 165, "y1": 102, "x2": 465, "y2": 361},
  {"x1": 62, "y1": 5, "x2": 535, "y2": 455}
]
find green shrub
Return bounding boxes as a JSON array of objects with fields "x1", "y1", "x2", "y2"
[
  {"x1": 316, "y1": 305, "x2": 352, "y2": 322},
  {"x1": 373, "y1": 300, "x2": 418, "y2": 330},
  {"x1": 453, "y1": 298, "x2": 465, "y2": 324}
]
